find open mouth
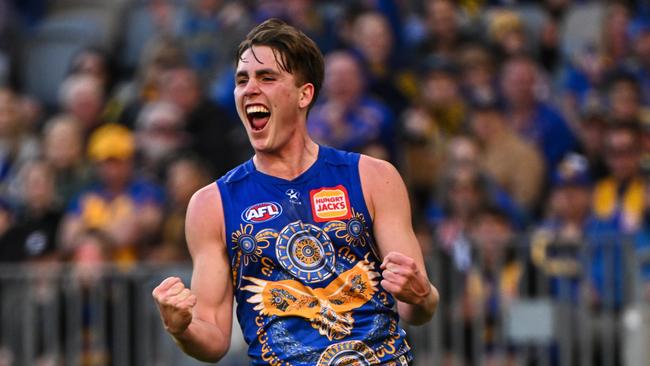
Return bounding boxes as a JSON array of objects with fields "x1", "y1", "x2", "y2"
[{"x1": 246, "y1": 105, "x2": 271, "y2": 132}]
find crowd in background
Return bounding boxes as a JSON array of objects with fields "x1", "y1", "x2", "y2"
[{"x1": 1, "y1": 0, "x2": 650, "y2": 364}]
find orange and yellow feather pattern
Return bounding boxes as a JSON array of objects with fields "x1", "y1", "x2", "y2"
[{"x1": 241, "y1": 258, "x2": 380, "y2": 340}]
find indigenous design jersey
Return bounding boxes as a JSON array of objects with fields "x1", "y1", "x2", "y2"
[{"x1": 217, "y1": 146, "x2": 412, "y2": 366}]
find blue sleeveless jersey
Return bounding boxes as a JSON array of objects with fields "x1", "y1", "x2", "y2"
[{"x1": 217, "y1": 146, "x2": 413, "y2": 365}]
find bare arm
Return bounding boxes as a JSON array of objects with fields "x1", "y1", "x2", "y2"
[
  {"x1": 359, "y1": 156, "x2": 439, "y2": 325},
  {"x1": 152, "y1": 184, "x2": 234, "y2": 362}
]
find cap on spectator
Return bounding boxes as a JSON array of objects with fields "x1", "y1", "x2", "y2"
[
  {"x1": 552, "y1": 153, "x2": 591, "y2": 188},
  {"x1": 87, "y1": 123, "x2": 135, "y2": 161},
  {"x1": 489, "y1": 10, "x2": 524, "y2": 41}
]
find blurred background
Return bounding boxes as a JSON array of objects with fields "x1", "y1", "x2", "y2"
[{"x1": 0, "y1": 0, "x2": 650, "y2": 365}]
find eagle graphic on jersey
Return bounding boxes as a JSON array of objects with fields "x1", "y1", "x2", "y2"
[{"x1": 241, "y1": 257, "x2": 380, "y2": 341}]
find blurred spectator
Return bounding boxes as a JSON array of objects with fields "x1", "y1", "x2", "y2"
[
  {"x1": 116, "y1": 36, "x2": 187, "y2": 129},
  {"x1": 602, "y1": 3, "x2": 634, "y2": 68},
  {"x1": 135, "y1": 101, "x2": 188, "y2": 180},
  {"x1": 42, "y1": 115, "x2": 92, "y2": 207},
  {"x1": 281, "y1": 0, "x2": 339, "y2": 54},
  {"x1": 147, "y1": 155, "x2": 211, "y2": 263},
  {"x1": 416, "y1": 0, "x2": 473, "y2": 60},
  {"x1": 458, "y1": 42, "x2": 498, "y2": 104},
  {"x1": 488, "y1": 9, "x2": 529, "y2": 63},
  {"x1": 19, "y1": 94, "x2": 42, "y2": 133},
  {"x1": 429, "y1": 156, "x2": 524, "y2": 270},
  {"x1": 574, "y1": 107, "x2": 609, "y2": 181},
  {"x1": 68, "y1": 46, "x2": 117, "y2": 98},
  {"x1": 67, "y1": 46, "x2": 121, "y2": 125},
  {"x1": 308, "y1": 51, "x2": 395, "y2": 161},
  {"x1": 67, "y1": 228, "x2": 113, "y2": 365},
  {"x1": 587, "y1": 122, "x2": 644, "y2": 311},
  {"x1": 430, "y1": 162, "x2": 483, "y2": 283},
  {"x1": 460, "y1": 206, "x2": 521, "y2": 365},
  {"x1": 418, "y1": 56, "x2": 467, "y2": 135},
  {"x1": 58, "y1": 75, "x2": 106, "y2": 137},
  {"x1": 560, "y1": 3, "x2": 633, "y2": 122},
  {"x1": 68, "y1": 229, "x2": 112, "y2": 286},
  {"x1": 470, "y1": 98, "x2": 546, "y2": 212},
  {"x1": 400, "y1": 56, "x2": 466, "y2": 216},
  {"x1": 592, "y1": 122, "x2": 644, "y2": 234},
  {"x1": 444, "y1": 134, "x2": 480, "y2": 167},
  {"x1": 149, "y1": 0, "x2": 182, "y2": 36},
  {"x1": 350, "y1": 11, "x2": 415, "y2": 117},
  {"x1": 400, "y1": 106, "x2": 444, "y2": 220},
  {"x1": 605, "y1": 72, "x2": 643, "y2": 123},
  {"x1": 538, "y1": 7, "x2": 562, "y2": 73},
  {"x1": 0, "y1": 160, "x2": 61, "y2": 262},
  {"x1": 60, "y1": 124, "x2": 164, "y2": 266},
  {"x1": 177, "y1": 0, "x2": 251, "y2": 78},
  {"x1": 0, "y1": 88, "x2": 40, "y2": 195},
  {"x1": 627, "y1": 17, "x2": 650, "y2": 106},
  {"x1": 157, "y1": 65, "x2": 249, "y2": 177},
  {"x1": 531, "y1": 154, "x2": 593, "y2": 301},
  {"x1": 501, "y1": 55, "x2": 578, "y2": 173}
]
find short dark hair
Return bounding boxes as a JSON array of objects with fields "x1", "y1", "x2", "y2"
[{"x1": 236, "y1": 18, "x2": 324, "y2": 110}]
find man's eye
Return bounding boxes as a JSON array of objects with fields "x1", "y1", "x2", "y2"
[
  {"x1": 236, "y1": 78, "x2": 248, "y2": 85},
  {"x1": 262, "y1": 77, "x2": 274, "y2": 82}
]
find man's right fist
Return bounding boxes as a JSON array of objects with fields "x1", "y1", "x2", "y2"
[{"x1": 152, "y1": 277, "x2": 197, "y2": 336}]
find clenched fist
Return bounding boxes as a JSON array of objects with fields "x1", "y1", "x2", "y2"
[
  {"x1": 152, "y1": 277, "x2": 197, "y2": 336},
  {"x1": 380, "y1": 251, "x2": 432, "y2": 305}
]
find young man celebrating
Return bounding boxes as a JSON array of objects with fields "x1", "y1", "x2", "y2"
[{"x1": 152, "y1": 19, "x2": 438, "y2": 365}]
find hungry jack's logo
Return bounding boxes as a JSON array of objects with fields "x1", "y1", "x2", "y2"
[{"x1": 310, "y1": 185, "x2": 352, "y2": 222}]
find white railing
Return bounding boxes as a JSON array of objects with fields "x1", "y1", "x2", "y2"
[{"x1": 1, "y1": 234, "x2": 650, "y2": 365}]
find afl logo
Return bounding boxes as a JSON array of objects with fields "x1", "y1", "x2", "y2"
[{"x1": 241, "y1": 202, "x2": 283, "y2": 223}]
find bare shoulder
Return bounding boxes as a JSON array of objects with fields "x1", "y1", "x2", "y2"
[
  {"x1": 186, "y1": 183, "x2": 226, "y2": 251},
  {"x1": 188, "y1": 183, "x2": 223, "y2": 213},
  {"x1": 359, "y1": 154, "x2": 401, "y2": 181},
  {"x1": 359, "y1": 155, "x2": 405, "y2": 194},
  {"x1": 358, "y1": 155, "x2": 407, "y2": 218}
]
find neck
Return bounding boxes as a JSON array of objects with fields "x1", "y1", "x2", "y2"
[{"x1": 253, "y1": 134, "x2": 320, "y2": 181}]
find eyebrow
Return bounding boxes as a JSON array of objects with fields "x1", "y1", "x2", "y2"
[{"x1": 235, "y1": 69, "x2": 280, "y2": 79}]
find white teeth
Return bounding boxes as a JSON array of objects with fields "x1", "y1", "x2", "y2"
[{"x1": 246, "y1": 105, "x2": 269, "y2": 114}]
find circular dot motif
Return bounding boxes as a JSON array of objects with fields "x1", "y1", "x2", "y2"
[
  {"x1": 347, "y1": 219, "x2": 363, "y2": 238},
  {"x1": 239, "y1": 235, "x2": 257, "y2": 255},
  {"x1": 293, "y1": 235, "x2": 324, "y2": 269},
  {"x1": 276, "y1": 222, "x2": 335, "y2": 283},
  {"x1": 317, "y1": 340, "x2": 379, "y2": 366}
]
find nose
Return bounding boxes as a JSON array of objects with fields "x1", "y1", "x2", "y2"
[{"x1": 242, "y1": 78, "x2": 261, "y2": 97}]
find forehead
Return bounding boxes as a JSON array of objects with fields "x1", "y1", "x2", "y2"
[
  {"x1": 326, "y1": 54, "x2": 359, "y2": 73},
  {"x1": 236, "y1": 46, "x2": 283, "y2": 73}
]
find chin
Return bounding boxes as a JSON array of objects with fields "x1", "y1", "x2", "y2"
[{"x1": 249, "y1": 138, "x2": 273, "y2": 153}]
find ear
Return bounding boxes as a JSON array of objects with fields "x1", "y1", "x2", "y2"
[{"x1": 298, "y1": 83, "x2": 315, "y2": 110}]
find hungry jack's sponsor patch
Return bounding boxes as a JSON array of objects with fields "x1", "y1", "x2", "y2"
[{"x1": 310, "y1": 185, "x2": 352, "y2": 222}]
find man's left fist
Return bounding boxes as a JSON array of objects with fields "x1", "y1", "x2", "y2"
[{"x1": 380, "y1": 251, "x2": 431, "y2": 305}]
